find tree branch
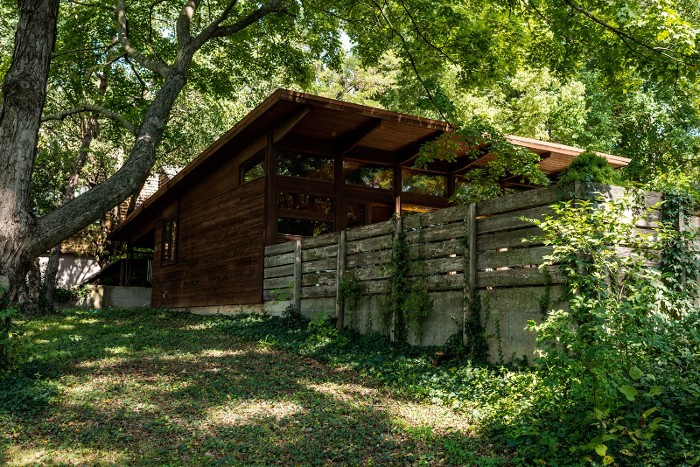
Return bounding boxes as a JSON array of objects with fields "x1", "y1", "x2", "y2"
[
  {"x1": 189, "y1": 0, "x2": 238, "y2": 49},
  {"x1": 365, "y1": 0, "x2": 451, "y2": 123},
  {"x1": 42, "y1": 105, "x2": 137, "y2": 135},
  {"x1": 561, "y1": 0, "x2": 695, "y2": 66},
  {"x1": 176, "y1": 0, "x2": 200, "y2": 48},
  {"x1": 200, "y1": 0, "x2": 286, "y2": 44},
  {"x1": 117, "y1": 0, "x2": 171, "y2": 78}
]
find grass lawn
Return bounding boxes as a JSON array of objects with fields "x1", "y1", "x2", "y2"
[{"x1": 0, "y1": 308, "x2": 506, "y2": 466}]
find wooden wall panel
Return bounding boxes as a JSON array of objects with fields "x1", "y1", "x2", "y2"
[{"x1": 151, "y1": 178, "x2": 266, "y2": 308}]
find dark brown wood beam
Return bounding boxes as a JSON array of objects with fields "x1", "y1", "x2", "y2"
[
  {"x1": 272, "y1": 106, "x2": 311, "y2": 143},
  {"x1": 337, "y1": 118, "x2": 382, "y2": 155},
  {"x1": 451, "y1": 152, "x2": 493, "y2": 174},
  {"x1": 396, "y1": 130, "x2": 444, "y2": 166}
]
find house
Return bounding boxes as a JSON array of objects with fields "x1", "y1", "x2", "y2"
[{"x1": 109, "y1": 89, "x2": 629, "y2": 312}]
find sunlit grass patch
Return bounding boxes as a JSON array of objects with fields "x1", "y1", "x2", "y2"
[
  {"x1": 206, "y1": 400, "x2": 306, "y2": 426},
  {"x1": 1, "y1": 308, "x2": 507, "y2": 465}
]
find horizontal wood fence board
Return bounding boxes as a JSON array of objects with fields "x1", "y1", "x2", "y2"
[
  {"x1": 580, "y1": 183, "x2": 662, "y2": 207},
  {"x1": 404, "y1": 222, "x2": 465, "y2": 244},
  {"x1": 302, "y1": 244, "x2": 338, "y2": 262},
  {"x1": 347, "y1": 234, "x2": 392, "y2": 254},
  {"x1": 301, "y1": 284, "x2": 337, "y2": 298},
  {"x1": 477, "y1": 205, "x2": 555, "y2": 235},
  {"x1": 407, "y1": 239, "x2": 464, "y2": 259},
  {"x1": 263, "y1": 289, "x2": 294, "y2": 301},
  {"x1": 477, "y1": 226, "x2": 543, "y2": 251},
  {"x1": 263, "y1": 276, "x2": 296, "y2": 291},
  {"x1": 302, "y1": 257, "x2": 336, "y2": 273},
  {"x1": 264, "y1": 252, "x2": 295, "y2": 267},
  {"x1": 476, "y1": 266, "x2": 564, "y2": 288},
  {"x1": 302, "y1": 270, "x2": 336, "y2": 287},
  {"x1": 265, "y1": 242, "x2": 295, "y2": 256},
  {"x1": 477, "y1": 184, "x2": 570, "y2": 216},
  {"x1": 345, "y1": 220, "x2": 393, "y2": 241},
  {"x1": 477, "y1": 245, "x2": 554, "y2": 270},
  {"x1": 402, "y1": 205, "x2": 467, "y2": 230},
  {"x1": 262, "y1": 263, "x2": 294, "y2": 279},
  {"x1": 409, "y1": 256, "x2": 463, "y2": 275},
  {"x1": 353, "y1": 264, "x2": 391, "y2": 282},
  {"x1": 302, "y1": 234, "x2": 338, "y2": 249},
  {"x1": 346, "y1": 249, "x2": 392, "y2": 268}
]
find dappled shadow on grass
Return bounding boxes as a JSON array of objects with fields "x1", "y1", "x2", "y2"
[{"x1": 2, "y1": 308, "x2": 505, "y2": 465}]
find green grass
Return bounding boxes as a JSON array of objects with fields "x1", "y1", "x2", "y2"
[{"x1": 0, "y1": 308, "x2": 507, "y2": 466}]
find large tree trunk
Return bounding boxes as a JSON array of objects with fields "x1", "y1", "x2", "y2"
[
  {"x1": 0, "y1": 0, "x2": 59, "y2": 304},
  {"x1": 1, "y1": 0, "x2": 193, "y2": 305}
]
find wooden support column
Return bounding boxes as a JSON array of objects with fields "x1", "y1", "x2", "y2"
[
  {"x1": 126, "y1": 244, "x2": 133, "y2": 286},
  {"x1": 463, "y1": 203, "x2": 477, "y2": 347},
  {"x1": 335, "y1": 230, "x2": 347, "y2": 330},
  {"x1": 390, "y1": 216, "x2": 403, "y2": 342},
  {"x1": 394, "y1": 164, "x2": 402, "y2": 216},
  {"x1": 334, "y1": 155, "x2": 344, "y2": 230},
  {"x1": 447, "y1": 170, "x2": 456, "y2": 198},
  {"x1": 294, "y1": 239, "x2": 302, "y2": 315},
  {"x1": 264, "y1": 133, "x2": 277, "y2": 246}
]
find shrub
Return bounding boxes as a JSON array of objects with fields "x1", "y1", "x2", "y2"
[
  {"x1": 524, "y1": 191, "x2": 700, "y2": 465},
  {"x1": 557, "y1": 150, "x2": 621, "y2": 185}
]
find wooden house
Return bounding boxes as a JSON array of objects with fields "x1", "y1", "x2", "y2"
[{"x1": 110, "y1": 89, "x2": 629, "y2": 312}]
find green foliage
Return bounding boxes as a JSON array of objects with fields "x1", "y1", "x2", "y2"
[
  {"x1": 557, "y1": 150, "x2": 622, "y2": 185},
  {"x1": 381, "y1": 224, "x2": 434, "y2": 342},
  {"x1": 339, "y1": 275, "x2": 363, "y2": 314},
  {"x1": 0, "y1": 374, "x2": 60, "y2": 414},
  {"x1": 0, "y1": 287, "x2": 20, "y2": 372},
  {"x1": 524, "y1": 191, "x2": 700, "y2": 465},
  {"x1": 417, "y1": 117, "x2": 550, "y2": 203},
  {"x1": 462, "y1": 293, "x2": 488, "y2": 363}
]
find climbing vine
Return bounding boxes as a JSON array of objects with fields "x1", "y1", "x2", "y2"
[
  {"x1": 460, "y1": 214, "x2": 488, "y2": 362},
  {"x1": 381, "y1": 219, "x2": 433, "y2": 343},
  {"x1": 340, "y1": 275, "x2": 363, "y2": 328}
]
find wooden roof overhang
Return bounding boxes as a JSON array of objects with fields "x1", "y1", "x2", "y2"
[{"x1": 111, "y1": 89, "x2": 630, "y2": 245}]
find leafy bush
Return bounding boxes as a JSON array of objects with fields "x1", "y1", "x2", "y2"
[
  {"x1": 523, "y1": 192, "x2": 700, "y2": 465},
  {"x1": 557, "y1": 150, "x2": 621, "y2": 185}
]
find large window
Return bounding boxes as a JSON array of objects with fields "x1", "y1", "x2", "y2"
[
  {"x1": 277, "y1": 151, "x2": 334, "y2": 181},
  {"x1": 161, "y1": 217, "x2": 177, "y2": 265},
  {"x1": 401, "y1": 169, "x2": 447, "y2": 197},
  {"x1": 277, "y1": 192, "x2": 332, "y2": 214},
  {"x1": 343, "y1": 161, "x2": 393, "y2": 190},
  {"x1": 277, "y1": 218, "x2": 333, "y2": 237}
]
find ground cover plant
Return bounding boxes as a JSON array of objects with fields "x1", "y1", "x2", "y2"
[{"x1": 0, "y1": 307, "x2": 506, "y2": 465}]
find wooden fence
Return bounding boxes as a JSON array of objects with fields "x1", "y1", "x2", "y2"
[{"x1": 263, "y1": 182, "x2": 685, "y2": 363}]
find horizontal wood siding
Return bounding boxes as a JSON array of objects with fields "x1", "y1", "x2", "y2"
[{"x1": 153, "y1": 178, "x2": 266, "y2": 308}]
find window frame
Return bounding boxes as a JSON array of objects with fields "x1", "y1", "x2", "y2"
[{"x1": 160, "y1": 216, "x2": 178, "y2": 266}]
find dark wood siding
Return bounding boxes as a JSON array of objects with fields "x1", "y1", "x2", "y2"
[{"x1": 152, "y1": 177, "x2": 266, "y2": 308}]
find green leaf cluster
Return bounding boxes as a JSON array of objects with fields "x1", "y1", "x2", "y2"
[
  {"x1": 525, "y1": 190, "x2": 700, "y2": 464},
  {"x1": 557, "y1": 150, "x2": 622, "y2": 185}
]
